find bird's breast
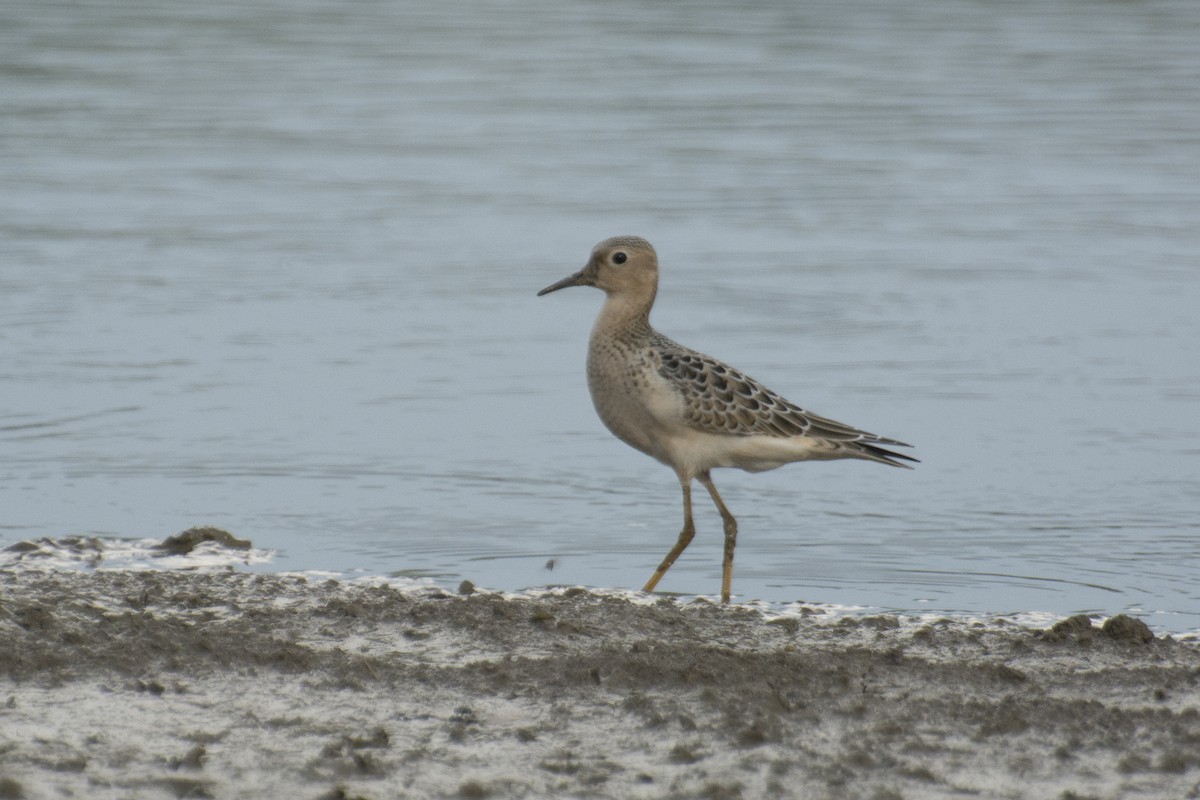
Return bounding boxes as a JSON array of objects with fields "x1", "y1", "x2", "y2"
[{"x1": 585, "y1": 337, "x2": 681, "y2": 465}]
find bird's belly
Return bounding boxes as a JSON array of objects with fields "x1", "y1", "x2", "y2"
[{"x1": 667, "y1": 431, "x2": 836, "y2": 474}]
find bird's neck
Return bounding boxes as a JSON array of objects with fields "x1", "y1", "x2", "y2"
[{"x1": 592, "y1": 288, "x2": 656, "y2": 342}]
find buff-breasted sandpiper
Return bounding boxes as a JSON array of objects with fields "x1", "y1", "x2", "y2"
[{"x1": 538, "y1": 236, "x2": 917, "y2": 603}]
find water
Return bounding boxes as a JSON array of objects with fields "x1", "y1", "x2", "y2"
[{"x1": 3, "y1": 0, "x2": 1198, "y2": 630}]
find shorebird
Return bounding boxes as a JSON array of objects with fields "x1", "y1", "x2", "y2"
[{"x1": 538, "y1": 236, "x2": 916, "y2": 603}]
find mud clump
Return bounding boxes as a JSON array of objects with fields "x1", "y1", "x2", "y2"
[
  {"x1": 1102, "y1": 614, "x2": 1155, "y2": 644},
  {"x1": 2, "y1": 536, "x2": 106, "y2": 566},
  {"x1": 1, "y1": 570, "x2": 1198, "y2": 799},
  {"x1": 153, "y1": 526, "x2": 252, "y2": 555},
  {"x1": 1051, "y1": 614, "x2": 1095, "y2": 635}
]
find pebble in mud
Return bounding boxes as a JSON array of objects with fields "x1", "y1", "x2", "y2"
[{"x1": 1, "y1": 570, "x2": 1199, "y2": 800}]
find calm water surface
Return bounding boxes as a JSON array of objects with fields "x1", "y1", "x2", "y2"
[{"x1": 3, "y1": 0, "x2": 1198, "y2": 629}]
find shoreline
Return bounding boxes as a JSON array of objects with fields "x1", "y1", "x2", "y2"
[{"x1": 2, "y1": 569, "x2": 1199, "y2": 799}]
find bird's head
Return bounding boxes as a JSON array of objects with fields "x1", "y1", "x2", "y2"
[{"x1": 537, "y1": 236, "x2": 658, "y2": 299}]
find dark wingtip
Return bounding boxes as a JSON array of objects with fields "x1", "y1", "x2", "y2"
[{"x1": 862, "y1": 443, "x2": 920, "y2": 469}]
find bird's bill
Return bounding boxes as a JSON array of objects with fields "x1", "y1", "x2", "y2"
[{"x1": 537, "y1": 268, "x2": 592, "y2": 296}]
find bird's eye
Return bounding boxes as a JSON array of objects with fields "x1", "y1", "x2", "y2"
[{"x1": 612, "y1": 252, "x2": 628, "y2": 265}]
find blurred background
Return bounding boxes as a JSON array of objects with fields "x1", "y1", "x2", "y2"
[{"x1": 2, "y1": 0, "x2": 1197, "y2": 629}]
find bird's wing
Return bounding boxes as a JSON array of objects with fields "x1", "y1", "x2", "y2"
[{"x1": 653, "y1": 336, "x2": 911, "y2": 448}]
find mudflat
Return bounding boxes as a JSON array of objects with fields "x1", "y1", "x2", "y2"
[{"x1": 1, "y1": 569, "x2": 1198, "y2": 799}]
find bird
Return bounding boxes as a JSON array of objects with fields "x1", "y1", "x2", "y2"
[{"x1": 537, "y1": 236, "x2": 916, "y2": 603}]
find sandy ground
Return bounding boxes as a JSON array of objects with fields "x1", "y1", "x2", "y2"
[{"x1": 2, "y1": 567, "x2": 1199, "y2": 800}]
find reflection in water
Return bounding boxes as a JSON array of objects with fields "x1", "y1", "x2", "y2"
[{"x1": 1, "y1": 0, "x2": 1198, "y2": 629}]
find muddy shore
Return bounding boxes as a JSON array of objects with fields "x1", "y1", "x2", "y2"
[{"x1": 1, "y1": 569, "x2": 1198, "y2": 800}]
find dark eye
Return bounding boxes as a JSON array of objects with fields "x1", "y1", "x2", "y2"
[{"x1": 612, "y1": 252, "x2": 627, "y2": 265}]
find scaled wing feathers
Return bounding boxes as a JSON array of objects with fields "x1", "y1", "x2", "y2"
[{"x1": 652, "y1": 335, "x2": 914, "y2": 458}]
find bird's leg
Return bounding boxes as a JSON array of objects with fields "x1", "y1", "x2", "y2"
[
  {"x1": 698, "y1": 472, "x2": 738, "y2": 603},
  {"x1": 642, "y1": 478, "x2": 695, "y2": 595}
]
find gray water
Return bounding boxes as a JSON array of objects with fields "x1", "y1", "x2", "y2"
[{"x1": 3, "y1": 0, "x2": 1198, "y2": 630}]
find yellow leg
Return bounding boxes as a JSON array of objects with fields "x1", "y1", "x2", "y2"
[
  {"x1": 642, "y1": 479, "x2": 695, "y2": 594},
  {"x1": 698, "y1": 472, "x2": 737, "y2": 603}
]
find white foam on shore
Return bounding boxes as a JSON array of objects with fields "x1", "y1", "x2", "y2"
[
  {"x1": 0, "y1": 534, "x2": 273, "y2": 571},
  {"x1": 4, "y1": 536, "x2": 1195, "y2": 639}
]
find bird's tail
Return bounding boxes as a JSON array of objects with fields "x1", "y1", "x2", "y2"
[{"x1": 854, "y1": 440, "x2": 919, "y2": 469}]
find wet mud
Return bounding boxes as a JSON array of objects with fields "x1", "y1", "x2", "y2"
[{"x1": 2, "y1": 569, "x2": 1198, "y2": 799}]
